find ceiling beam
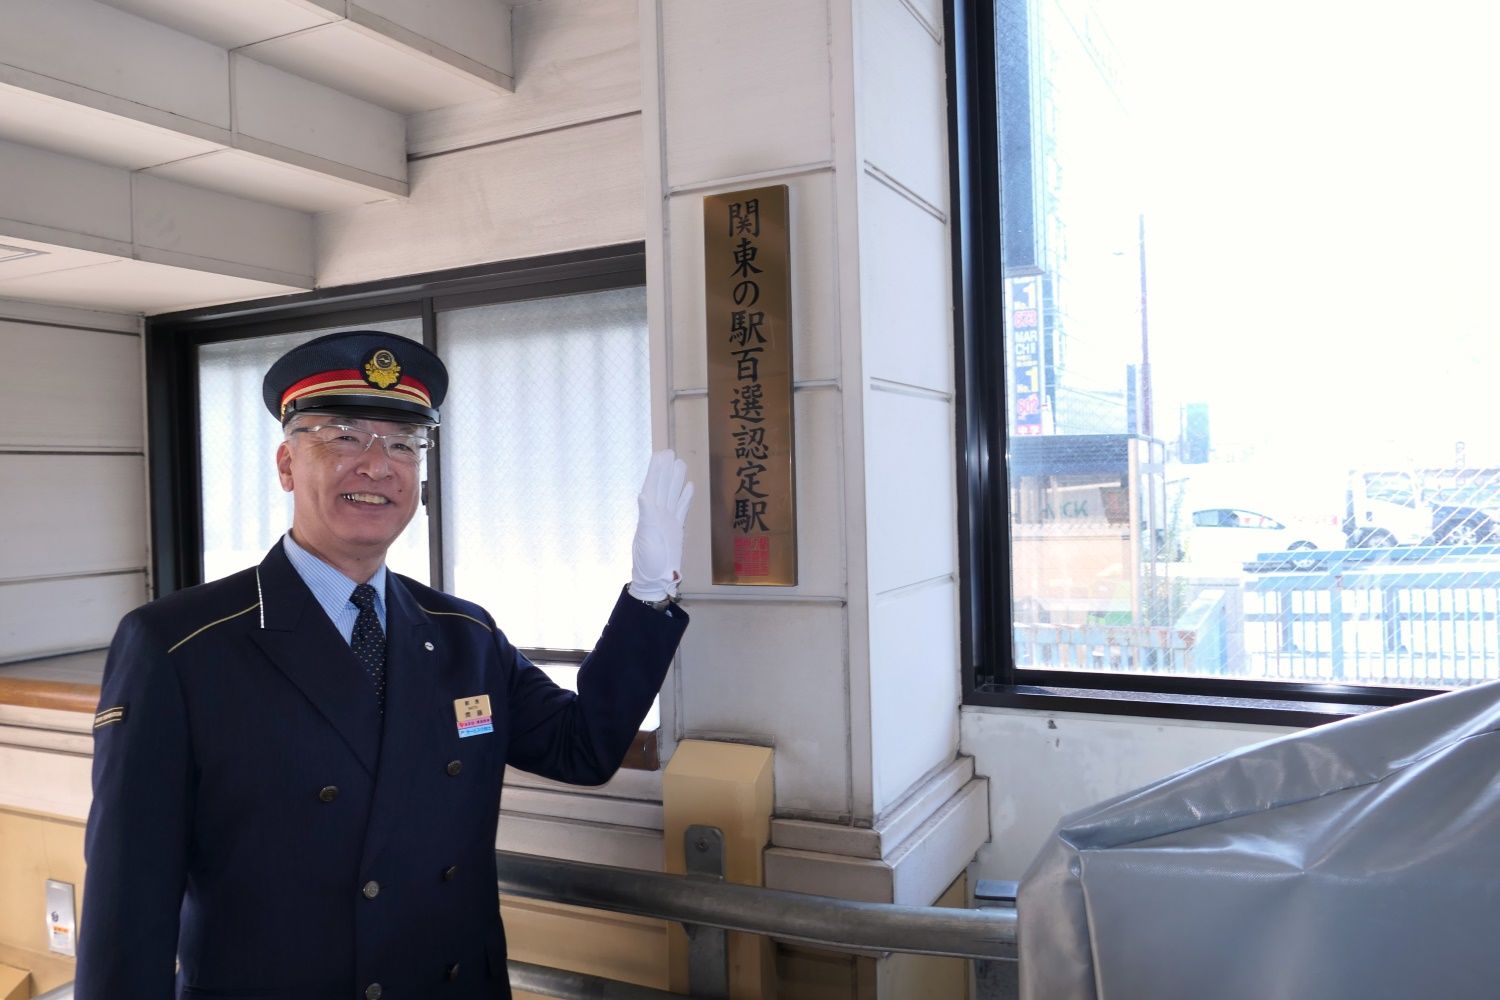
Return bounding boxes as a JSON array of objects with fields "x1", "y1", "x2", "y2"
[
  {"x1": 0, "y1": 0, "x2": 408, "y2": 210},
  {"x1": 98, "y1": 0, "x2": 514, "y2": 113},
  {"x1": 0, "y1": 138, "x2": 315, "y2": 290}
]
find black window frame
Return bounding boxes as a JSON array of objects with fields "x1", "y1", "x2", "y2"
[
  {"x1": 146, "y1": 242, "x2": 647, "y2": 676},
  {"x1": 944, "y1": 0, "x2": 1442, "y2": 726}
]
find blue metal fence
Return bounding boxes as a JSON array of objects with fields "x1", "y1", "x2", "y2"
[
  {"x1": 1012, "y1": 547, "x2": 1500, "y2": 687},
  {"x1": 1241, "y1": 545, "x2": 1500, "y2": 686}
]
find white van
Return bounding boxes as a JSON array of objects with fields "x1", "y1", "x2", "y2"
[{"x1": 1345, "y1": 472, "x2": 1431, "y2": 548}]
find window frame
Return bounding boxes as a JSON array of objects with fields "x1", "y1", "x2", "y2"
[
  {"x1": 146, "y1": 243, "x2": 660, "y2": 762},
  {"x1": 944, "y1": 0, "x2": 1442, "y2": 726}
]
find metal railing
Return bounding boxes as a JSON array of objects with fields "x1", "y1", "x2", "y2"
[
  {"x1": 1015, "y1": 545, "x2": 1500, "y2": 688},
  {"x1": 496, "y1": 827, "x2": 1018, "y2": 999},
  {"x1": 1242, "y1": 545, "x2": 1500, "y2": 685},
  {"x1": 496, "y1": 851, "x2": 1017, "y2": 959},
  {"x1": 1013, "y1": 621, "x2": 1195, "y2": 672},
  {"x1": 27, "y1": 831, "x2": 1018, "y2": 1000},
  {"x1": 509, "y1": 961, "x2": 681, "y2": 999}
]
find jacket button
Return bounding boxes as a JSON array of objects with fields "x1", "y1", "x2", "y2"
[
  {"x1": 446, "y1": 962, "x2": 460, "y2": 981},
  {"x1": 365, "y1": 985, "x2": 382, "y2": 1000},
  {"x1": 446, "y1": 760, "x2": 462, "y2": 776},
  {"x1": 362, "y1": 880, "x2": 380, "y2": 899},
  {"x1": 443, "y1": 865, "x2": 458, "y2": 881},
  {"x1": 318, "y1": 785, "x2": 338, "y2": 802}
]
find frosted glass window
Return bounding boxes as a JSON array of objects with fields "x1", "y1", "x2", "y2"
[
  {"x1": 197, "y1": 320, "x2": 430, "y2": 584},
  {"x1": 439, "y1": 287, "x2": 650, "y2": 650}
]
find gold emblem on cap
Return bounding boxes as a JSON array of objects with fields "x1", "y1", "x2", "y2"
[{"x1": 364, "y1": 349, "x2": 401, "y2": 389}]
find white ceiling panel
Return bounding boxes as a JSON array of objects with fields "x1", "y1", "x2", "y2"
[
  {"x1": 0, "y1": 237, "x2": 118, "y2": 280},
  {"x1": 0, "y1": 257, "x2": 303, "y2": 314},
  {"x1": 0, "y1": 81, "x2": 222, "y2": 170},
  {"x1": 239, "y1": 20, "x2": 507, "y2": 114},
  {"x1": 94, "y1": 0, "x2": 338, "y2": 51},
  {"x1": 144, "y1": 149, "x2": 397, "y2": 213}
]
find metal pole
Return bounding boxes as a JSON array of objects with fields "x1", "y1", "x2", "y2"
[
  {"x1": 683, "y1": 826, "x2": 730, "y2": 1000},
  {"x1": 508, "y1": 961, "x2": 685, "y2": 1000},
  {"x1": 496, "y1": 851, "x2": 1018, "y2": 961},
  {"x1": 1138, "y1": 212, "x2": 1153, "y2": 438}
]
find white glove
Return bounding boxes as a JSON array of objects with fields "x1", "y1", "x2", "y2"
[{"x1": 630, "y1": 449, "x2": 694, "y2": 602}]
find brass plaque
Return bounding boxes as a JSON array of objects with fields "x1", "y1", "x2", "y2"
[{"x1": 705, "y1": 185, "x2": 797, "y2": 585}]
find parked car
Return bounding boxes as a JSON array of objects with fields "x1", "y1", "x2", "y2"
[
  {"x1": 1426, "y1": 487, "x2": 1500, "y2": 546},
  {"x1": 1182, "y1": 505, "x2": 1345, "y2": 571},
  {"x1": 1347, "y1": 469, "x2": 1500, "y2": 547},
  {"x1": 1345, "y1": 477, "x2": 1430, "y2": 547}
]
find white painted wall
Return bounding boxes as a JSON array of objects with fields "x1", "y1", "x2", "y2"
[
  {"x1": 643, "y1": 0, "x2": 964, "y2": 828},
  {"x1": 962, "y1": 706, "x2": 1298, "y2": 879},
  {"x1": 853, "y1": 0, "x2": 960, "y2": 819},
  {"x1": 647, "y1": 0, "x2": 863, "y2": 821},
  {"x1": 0, "y1": 301, "x2": 148, "y2": 663}
]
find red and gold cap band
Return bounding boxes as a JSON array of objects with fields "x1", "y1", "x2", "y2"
[{"x1": 279, "y1": 368, "x2": 433, "y2": 419}]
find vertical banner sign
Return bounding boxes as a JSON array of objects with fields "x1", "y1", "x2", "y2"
[
  {"x1": 705, "y1": 185, "x2": 797, "y2": 585},
  {"x1": 1006, "y1": 275, "x2": 1044, "y2": 436}
]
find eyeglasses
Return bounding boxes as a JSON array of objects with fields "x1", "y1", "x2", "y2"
[{"x1": 289, "y1": 422, "x2": 434, "y2": 465}]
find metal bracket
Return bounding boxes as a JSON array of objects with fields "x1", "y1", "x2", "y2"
[{"x1": 683, "y1": 825, "x2": 729, "y2": 1000}]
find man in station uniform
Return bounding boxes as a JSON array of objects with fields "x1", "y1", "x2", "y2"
[{"x1": 76, "y1": 330, "x2": 692, "y2": 999}]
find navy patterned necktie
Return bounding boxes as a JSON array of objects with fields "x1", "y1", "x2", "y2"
[{"x1": 349, "y1": 584, "x2": 387, "y2": 711}]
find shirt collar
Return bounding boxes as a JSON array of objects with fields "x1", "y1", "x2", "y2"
[{"x1": 281, "y1": 531, "x2": 387, "y2": 615}]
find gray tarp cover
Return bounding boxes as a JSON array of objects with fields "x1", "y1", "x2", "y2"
[{"x1": 1018, "y1": 681, "x2": 1500, "y2": 1000}]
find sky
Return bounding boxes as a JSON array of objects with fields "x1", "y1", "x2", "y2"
[{"x1": 1085, "y1": 0, "x2": 1500, "y2": 469}]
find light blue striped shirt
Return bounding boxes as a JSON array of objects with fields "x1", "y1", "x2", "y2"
[{"x1": 281, "y1": 532, "x2": 388, "y2": 643}]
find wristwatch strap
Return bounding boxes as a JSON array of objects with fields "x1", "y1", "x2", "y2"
[{"x1": 637, "y1": 591, "x2": 680, "y2": 612}]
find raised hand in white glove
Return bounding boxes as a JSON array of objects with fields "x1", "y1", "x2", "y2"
[{"x1": 630, "y1": 449, "x2": 694, "y2": 603}]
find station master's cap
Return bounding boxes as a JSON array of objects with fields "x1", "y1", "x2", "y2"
[{"x1": 262, "y1": 330, "x2": 448, "y2": 426}]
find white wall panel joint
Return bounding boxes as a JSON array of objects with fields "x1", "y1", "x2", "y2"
[
  {"x1": 868, "y1": 378, "x2": 953, "y2": 402},
  {"x1": 863, "y1": 161, "x2": 946, "y2": 224},
  {"x1": 764, "y1": 775, "x2": 989, "y2": 905},
  {"x1": 0, "y1": 745, "x2": 92, "y2": 820},
  {"x1": 0, "y1": 299, "x2": 141, "y2": 334},
  {"x1": 894, "y1": 0, "x2": 944, "y2": 45},
  {"x1": 873, "y1": 572, "x2": 956, "y2": 603}
]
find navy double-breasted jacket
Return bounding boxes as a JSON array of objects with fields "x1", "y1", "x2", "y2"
[{"x1": 76, "y1": 540, "x2": 686, "y2": 1000}]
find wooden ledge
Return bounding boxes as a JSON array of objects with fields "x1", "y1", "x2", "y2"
[
  {"x1": 0, "y1": 677, "x2": 101, "y2": 714},
  {"x1": 623, "y1": 729, "x2": 659, "y2": 771},
  {"x1": 0, "y1": 676, "x2": 660, "y2": 762}
]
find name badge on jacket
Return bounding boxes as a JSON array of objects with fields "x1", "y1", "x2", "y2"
[{"x1": 454, "y1": 695, "x2": 494, "y2": 738}]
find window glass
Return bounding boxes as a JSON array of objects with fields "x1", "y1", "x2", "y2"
[
  {"x1": 197, "y1": 320, "x2": 429, "y2": 584},
  {"x1": 438, "y1": 287, "x2": 650, "y2": 650},
  {"x1": 998, "y1": 0, "x2": 1500, "y2": 688}
]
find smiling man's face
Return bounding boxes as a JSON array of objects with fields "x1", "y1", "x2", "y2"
[{"x1": 276, "y1": 413, "x2": 424, "y2": 580}]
